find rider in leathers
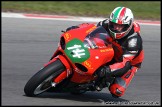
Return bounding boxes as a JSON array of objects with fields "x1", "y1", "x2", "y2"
[{"x1": 66, "y1": 7, "x2": 144, "y2": 98}]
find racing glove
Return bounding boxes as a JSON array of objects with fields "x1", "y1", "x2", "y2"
[
  {"x1": 96, "y1": 66, "x2": 111, "y2": 78},
  {"x1": 95, "y1": 66, "x2": 114, "y2": 91}
]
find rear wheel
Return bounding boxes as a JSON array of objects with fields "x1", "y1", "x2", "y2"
[{"x1": 24, "y1": 59, "x2": 66, "y2": 97}]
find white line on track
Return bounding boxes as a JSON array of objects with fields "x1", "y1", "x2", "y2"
[{"x1": 2, "y1": 12, "x2": 160, "y2": 26}]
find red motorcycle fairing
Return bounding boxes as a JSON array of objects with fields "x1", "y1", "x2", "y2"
[
  {"x1": 24, "y1": 23, "x2": 115, "y2": 97},
  {"x1": 50, "y1": 23, "x2": 114, "y2": 83}
]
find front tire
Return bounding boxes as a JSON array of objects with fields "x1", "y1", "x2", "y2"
[{"x1": 24, "y1": 59, "x2": 65, "y2": 97}]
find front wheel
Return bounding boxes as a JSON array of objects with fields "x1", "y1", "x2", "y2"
[{"x1": 24, "y1": 59, "x2": 66, "y2": 97}]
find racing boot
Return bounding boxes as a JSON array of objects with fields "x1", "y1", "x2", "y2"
[{"x1": 109, "y1": 66, "x2": 138, "y2": 98}]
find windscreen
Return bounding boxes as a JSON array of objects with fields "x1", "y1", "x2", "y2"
[{"x1": 83, "y1": 26, "x2": 111, "y2": 49}]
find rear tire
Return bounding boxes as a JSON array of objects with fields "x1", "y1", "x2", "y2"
[{"x1": 24, "y1": 59, "x2": 65, "y2": 97}]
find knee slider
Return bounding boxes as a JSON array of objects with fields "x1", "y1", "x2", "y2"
[{"x1": 109, "y1": 84, "x2": 126, "y2": 97}]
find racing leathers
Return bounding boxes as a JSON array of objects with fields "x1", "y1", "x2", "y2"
[{"x1": 96, "y1": 19, "x2": 144, "y2": 97}]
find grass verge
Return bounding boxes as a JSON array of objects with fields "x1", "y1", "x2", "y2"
[{"x1": 2, "y1": 1, "x2": 160, "y2": 20}]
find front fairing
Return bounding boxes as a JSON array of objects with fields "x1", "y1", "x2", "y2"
[{"x1": 59, "y1": 24, "x2": 114, "y2": 83}]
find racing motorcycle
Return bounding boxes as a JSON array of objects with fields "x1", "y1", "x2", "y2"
[{"x1": 24, "y1": 23, "x2": 115, "y2": 97}]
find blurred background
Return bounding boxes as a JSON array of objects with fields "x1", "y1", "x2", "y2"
[{"x1": 2, "y1": 1, "x2": 160, "y2": 21}]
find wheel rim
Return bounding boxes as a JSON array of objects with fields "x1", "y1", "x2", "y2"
[{"x1": 34, "y1": 75, "x2": 54, "y2": 95}]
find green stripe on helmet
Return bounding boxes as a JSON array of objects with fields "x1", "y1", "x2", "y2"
[
  {"x1": 112, "y1": 7, "x2": 122, "y2": 23},
  {"x1": 110, "y1": 30, "x2": 116, "y2": 39}
]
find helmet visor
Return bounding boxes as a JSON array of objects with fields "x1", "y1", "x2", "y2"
[{"x1": 108, "y1": 21, "x2": 130, "y2": 33}]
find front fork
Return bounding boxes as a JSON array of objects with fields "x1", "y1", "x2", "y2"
[{"x1": 44, "y1": 55, "x2": 72, "y2": 86}]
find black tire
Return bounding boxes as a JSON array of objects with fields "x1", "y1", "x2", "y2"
[{"x1": 24, "y1": 59, "x2": 66, "y2": 97}]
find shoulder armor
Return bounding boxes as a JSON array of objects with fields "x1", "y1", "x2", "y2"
[
  {"x1": 97, "y1": 19, "x2": 109, "y2": 26},
  {"x1": 133, "y1": 22, "x2": 140, "y2": 33},
  {"x1": 127, "y1": 33, "x2": 142, "y2": 52}
]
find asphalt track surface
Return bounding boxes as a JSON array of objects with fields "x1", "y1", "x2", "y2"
[{"x1": 2, "y1": 17, "x2": 161, "y2": 106}]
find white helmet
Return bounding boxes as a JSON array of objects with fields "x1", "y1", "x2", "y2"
[{"x1": 108, "y1": 7, "x2": 134, "y2": 39}]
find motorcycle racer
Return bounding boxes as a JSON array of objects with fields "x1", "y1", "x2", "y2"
[{"x1": 66, "y1": 7, "x2": 144, "y2": 98}]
